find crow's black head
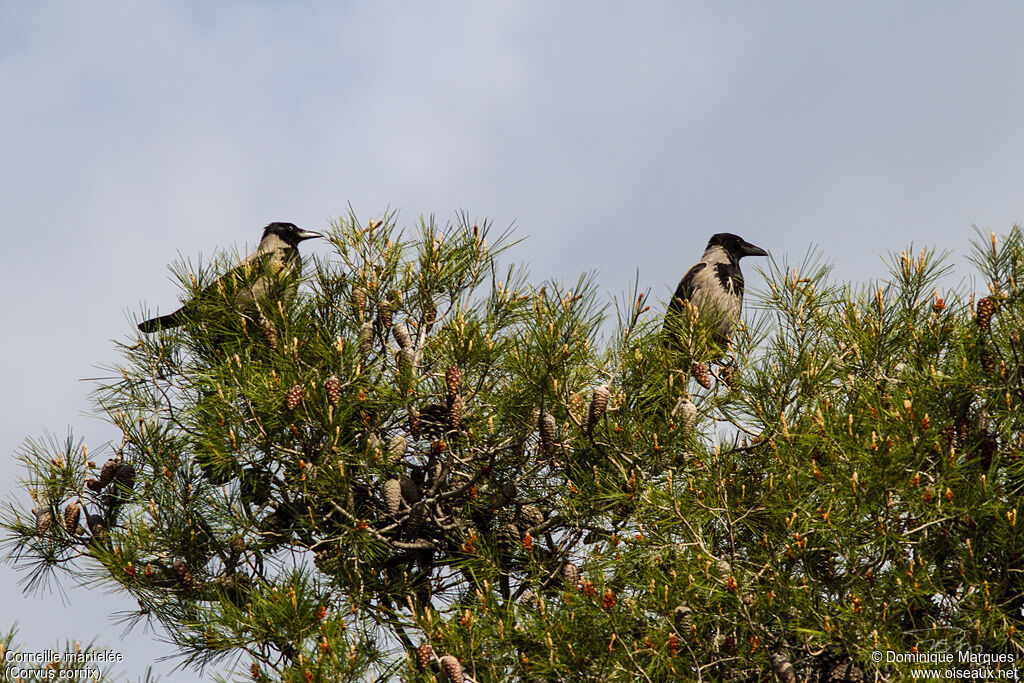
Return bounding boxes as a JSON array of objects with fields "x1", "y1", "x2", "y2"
[
  {"x1": 707, "y1": 233, "x2": 768, "y2": 261},
  {"x1": 262, "y1": 222, "x2": 323, "y2": 247}
]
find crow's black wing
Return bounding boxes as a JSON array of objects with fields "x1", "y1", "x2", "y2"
[
  {"x1": 663, "y1": 262, "x2": 707, "y2": 350},
  {"x1": 202, "y1": 250, "x2": 274, "y2": 294},
  {"x1": 138, "y1": 250, "x2": 278, "y2": 333},
  {"x1": 666, "y1": 262, "x2": 707, "y2": 318}
]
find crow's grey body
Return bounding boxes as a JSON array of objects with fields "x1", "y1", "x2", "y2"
[
  {"x1": 664, "y1": 233, "x2": 767, "y2": 350},
  {"x1": 138, "y1": 222, "x2": 322, "y2": 333}
]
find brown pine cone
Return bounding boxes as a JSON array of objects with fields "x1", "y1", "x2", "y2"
[
  {"x1": 591, "y1": 384, "x2": 610, "y2": 415},
  {"x1": 285, "y1": 384, "x2": 304, "y2": 410},
  {"x1": 383, "y1": 479, "x2": 402, "y2": 515},
  {"x1": 518, "y1": 504, "x2": 545, "y2": 530},
  {"x1": 96, "y1": 458, "x2": 120, "y2": 490},
  {"x1": 423, "y1": 300, "x2": 437, "y2": 332},
  {"x1": 114, "y1": 463, "x2": 136, "y2": 491},
  {"x1": 63, "y1": 501, "x2": 81, "y2": 534},
  {"x1": 676, "y1": 398, "x2": 698, "y2": 434},
  {"x1": 34, "y1": 508, "x2": 54, "y2": 535},
  {"x1": 392, "y1": 321, "x2": 412, "y2": 349},
  {"x1": 358, "y1": 321, "x2": 374, "y2": 358},
  {"x1": 376, "y1": 301, "x2": 394, "y2": 330},
  {"x1": 260, "y1": 318, "x2": 278, "y2": 350},
  {"x1": 691, "y1": 362, "x2": 712, "y2": 389},
  {"x1": 86, "y1": 512, "x2": 105, "y2": 536},
  {"x1": 448, "y1": 394, "x2": 464, "y2": 431},
  {"x1": 172, "y1": 558, "x2": 195, "y2": 590},
  {"x1": 673, "y1": 604, "x2": 693, "y2": 629},
  {"x1": 587, "y1": 385, "x2": 610, "y2": 433},
  {"x1": 351, "y1": 288, "x2": 367, "y2": 317},
  {"x1": 324, "y1": 376, "x2": 341, "y2": 406},
  {"x1": 439, "y1": 655, "x2": 463, "y2": 682},
  {"x1": 977, "y1": 296, "x2": 996, "y2": 331},
  {"x1": 537, "y1": 411, "x2": 557, "y2": 453},
  {"x1": 562, "y1": 562, "x2": 580, "y2": 588},
  {"x1": 416, "y1": 643, "x2": 432, "y2": 670},
  {"x1": 445, "y1": 365, "x2": 462, "y2": 398}
]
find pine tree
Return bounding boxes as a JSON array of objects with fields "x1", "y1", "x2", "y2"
[{"x1": 3, "y1": 216, "x2": 1024, "y2": 682}]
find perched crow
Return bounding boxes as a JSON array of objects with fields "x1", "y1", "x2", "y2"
[
  {"x1": 138, "y1": 222, "x2": 322, "y2": 333},
  {"x1": 664, "y1": 233, "x2": 768, "y2": 353}
]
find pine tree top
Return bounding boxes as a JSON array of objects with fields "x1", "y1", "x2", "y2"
[{"x1": 4, "y1": 216, "x2": 1024, "y2": 682}]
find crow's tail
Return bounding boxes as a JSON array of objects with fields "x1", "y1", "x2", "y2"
[{"x1": 138, "y1": 311, "x2": 183, "y2": 333}]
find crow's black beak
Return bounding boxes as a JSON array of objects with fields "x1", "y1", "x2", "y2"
[
  {"x1": 295, "y1": 229, "x2": 323, "y2": 242},
  {"x1": 742, "y1": 241, "x2": 768, "y2": 258}
]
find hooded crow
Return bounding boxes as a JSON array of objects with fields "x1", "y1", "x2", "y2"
[
  {"x1": 138, "y1": 222, "x2": 322, "y2": 333},
  {"x1": 664, "y1": 232, "x2": 768, "y2": 353}
]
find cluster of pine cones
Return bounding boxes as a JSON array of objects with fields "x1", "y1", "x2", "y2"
[{"x1": 35, "y1": 456, "x2": 136, "y2": 543}]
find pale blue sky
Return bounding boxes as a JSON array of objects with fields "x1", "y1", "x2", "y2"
[{"x1": 3, "y1": 3, "x2": 1024, "y2": 680}]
